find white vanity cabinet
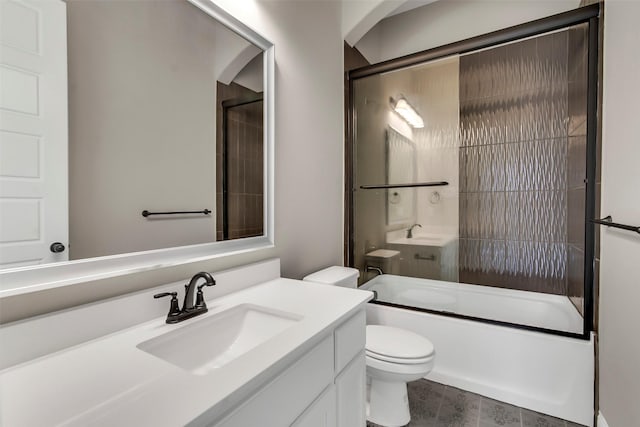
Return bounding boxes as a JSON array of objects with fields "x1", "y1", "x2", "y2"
[
  {"x1": 335, "y1": 352, "x2": 366, "y2": 427},
  {"x1": 209, "y1": 310, "x2": 367, "y2": 427},
  {"x1": 0, "y1": 270, "x2": 373, "y2": 427},
  {"x1": 292, "y1": 385, "x2": 337, "y2": 427}
]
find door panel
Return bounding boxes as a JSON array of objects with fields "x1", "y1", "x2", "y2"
[{"x1": 0, "y1": 0, "x2": 68, "y2": 267}]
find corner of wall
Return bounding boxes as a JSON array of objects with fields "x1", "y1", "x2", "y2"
[{"x1": 597, "y1": 411, "x2": 609, "y2": 427}]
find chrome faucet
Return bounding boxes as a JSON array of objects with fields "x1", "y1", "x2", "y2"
[
  {"x1": 406, "y1": 223, "x2": 422, "y2": 238},
  {"x1": 154, "y1": 272, "x2": 216, "y2": 324}
]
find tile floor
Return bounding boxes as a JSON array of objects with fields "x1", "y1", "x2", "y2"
[{"x1": 367, "y1": 379, "x2": 587, "y2": 427}]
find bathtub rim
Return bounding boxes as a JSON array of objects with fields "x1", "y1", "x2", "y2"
[{"x1": 364, "y1": 296, "x2": 589, "y2": 340}]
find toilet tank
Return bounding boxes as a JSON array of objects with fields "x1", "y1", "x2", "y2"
[{"x1": 302, "y1": 266, "x2": 360, "y2": 288}]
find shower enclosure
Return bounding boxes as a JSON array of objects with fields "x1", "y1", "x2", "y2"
[{"x1": 347, "y1": 6, "x2": 599, "y2": 338}]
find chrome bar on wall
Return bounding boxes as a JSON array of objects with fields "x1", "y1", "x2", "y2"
[
  {"x1": 590, "y1": 216, "x2": 640, "y2": 235},
  {"x1": 360, "y1": 181, "x2": 449, "y2": 190},
  {"x1": 141, "y1": 209, "x2": 211, "y2": 218}
]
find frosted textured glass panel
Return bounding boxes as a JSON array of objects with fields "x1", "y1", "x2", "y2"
[{"x1": 458, "y1": 28, "x2": 573, "y2": 295}]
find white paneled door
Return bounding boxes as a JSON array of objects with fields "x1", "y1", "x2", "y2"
[{"x1": 0, "y1": 0, "x2": 68, "y2": 268}]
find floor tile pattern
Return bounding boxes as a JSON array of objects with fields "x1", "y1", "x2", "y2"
[{"x1": 367, "y1": 379, "x2": 586, "y2": 427}]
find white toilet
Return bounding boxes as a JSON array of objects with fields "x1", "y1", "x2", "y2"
[{"x1": 303, "y1": 266, "x2": 436, "y2": 427}]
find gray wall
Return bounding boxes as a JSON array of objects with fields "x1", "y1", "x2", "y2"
[
  {"x1": 0, "y1": 0, "x2": 344, "y2": 323},
  {"x1": 599, "y1": 0, "x2": 640, "y2": 425}
]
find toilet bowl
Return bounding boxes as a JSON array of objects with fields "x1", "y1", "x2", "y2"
[
  {"x1": 302, "y1": 266, "x2": 436, "y2": 427},
  {"x1": 365, "y1": 325, "x2": 435, "y2": 427}
]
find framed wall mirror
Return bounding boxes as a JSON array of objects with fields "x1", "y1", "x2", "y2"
[{"x1": 0, "y1": 0, "x2": 274, "y2": 295}]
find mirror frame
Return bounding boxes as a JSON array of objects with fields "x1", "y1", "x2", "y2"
[{"x1": 0, "y1": 0, "x2": 275, "y2": 298}]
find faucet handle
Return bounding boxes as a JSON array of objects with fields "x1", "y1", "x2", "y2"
[
  {"x1": 154, "y1": 292, "x2": 177, "y2": 299},
  {"x1": 154, "y1": 292, "x2": 181, "y2": 320},
  {"x1": 194, "y1": 289, "x2": 207, "y2": 310}
]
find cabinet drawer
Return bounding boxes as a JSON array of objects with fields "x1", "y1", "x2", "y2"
[
  {"x1": 334, "y1": 309, "x2": 366, "y2": 374},
  {"x1": 214, "y1": 335, "x2": 334, "y2": 427}
]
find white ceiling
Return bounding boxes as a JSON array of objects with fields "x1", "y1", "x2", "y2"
[{"x1": 386, "y1": 0, "x2": 440, "y2": 18}]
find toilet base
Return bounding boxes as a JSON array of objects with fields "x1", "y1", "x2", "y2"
[{"x1": 366, "y1": 377, "x2": 410, "y2": 427}]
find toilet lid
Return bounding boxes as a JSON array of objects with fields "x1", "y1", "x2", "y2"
[
  {"x1": 366, "y1": 325, "x2": 434, "y2": 361},
  {"x1": 365, "y1": 349, "x2": 434, "y2": 365}
]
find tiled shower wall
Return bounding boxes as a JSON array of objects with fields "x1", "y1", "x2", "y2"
[{"x1": 458, "y1": 26, "x2": 588, "y2": 297}]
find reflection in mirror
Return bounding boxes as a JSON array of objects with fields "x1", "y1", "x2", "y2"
[
  {"x1": 0, "y1": 0, "x2": 266, "y2": 272},
  {"x1": 386, "y1": 127, "x2": 416, "y2": 225},
  {"x1": 217, "y1": 82, "x2": 263, "y2": 241}
]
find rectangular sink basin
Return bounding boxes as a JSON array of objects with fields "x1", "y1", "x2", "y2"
[{"x1": 137, "y1": 304, "x2": 302, "y2": 375}]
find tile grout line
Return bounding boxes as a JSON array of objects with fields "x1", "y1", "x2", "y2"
[
  {"x1": 520, "y1": 407, "x2": 523, "y2": 427},
  {"x1": 434, "y1": 384, "x2": 446, "y2": 425}
]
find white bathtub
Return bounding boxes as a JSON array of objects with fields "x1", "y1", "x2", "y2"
[
  {"x1": 361, "y1": 274, "x2": 584, "y2": 333},
  {"x1": 361, "y1": 275, "x2": 594, "y2": 427}
]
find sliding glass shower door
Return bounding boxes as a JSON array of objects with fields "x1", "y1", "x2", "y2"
[{"x1": 349, "y1": 20, "x2": 597, "y2": 336}]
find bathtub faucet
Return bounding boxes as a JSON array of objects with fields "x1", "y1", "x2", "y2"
[
  {"x1": 406, "y1": 223, "x2": 422, "y2": 238},
  {"x1": 364, "y1": 265, "x2": 384, "y2": 276},
  {"x1": 366, "y1": 266, "x2": 384, "y2": 276}
]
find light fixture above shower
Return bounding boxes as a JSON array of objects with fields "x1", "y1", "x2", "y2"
[{"x1": 391, "y1": 96, "x2": 424, "y2": 128}]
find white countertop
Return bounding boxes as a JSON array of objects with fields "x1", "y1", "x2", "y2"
[
  {"x1": 387, "y1": 234, "x2": 456, "y2": 247},
  {"x1": 0, "y1": 279, "x2": 372, "y2": 426}
]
